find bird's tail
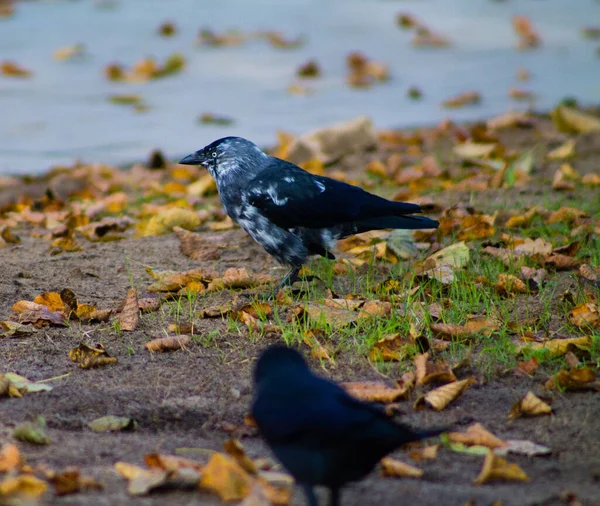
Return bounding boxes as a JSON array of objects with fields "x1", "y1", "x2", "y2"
[{"x1": 341, "y1": 215, "x2": 438, "y2": 238}]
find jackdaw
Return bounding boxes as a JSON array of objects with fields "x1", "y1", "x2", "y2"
[
  {"x1": 179, "y1": 137, "x2": 438, "y2": 296},
  {"x1": 251, "y1": 345, "x2": 447, "y2": 506}
]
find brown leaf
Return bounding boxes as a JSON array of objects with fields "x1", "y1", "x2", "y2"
[
  {"x1": 207, "y1": 268, "x2": 273, "y2": 291},
  {"x1": 495, "y1": 274, "x2": 528, "y2": 297},
  {"x1": 545, "y1": 367, "x2": 597, "y2": 391},
  {"x1": 508, "y1": 392, "x2": 552, "y2": 420},
  {"x1": 414, "y1": 353, "x2": 457, "y2": 385},
  {"x1": 0, "y1": 474, "x2": 48, "y2": 501},
  {"x1": 69, "y1": 342, "x2": 118, "y2": 369},
  {"x1": 343, "y1": 380, "x2": 412, "y2": 403},
  {"x1": 48, "y1": 467, "x2": 103, "y2": 496},
  {"x1": 358, "y1": 300, "x2": 392, "y2": 319},
  {"x1": 223, "y1": 439, "x2": 258, "y2": 475},
  {"x1": 199, "y1": 453, "x2": 253, "y2": 502},
  {"x1": 514, "y1": 357, "x2": 539, "y2": 376},
  {"x1": 174, "y1": 226, "x2": 226, "y2": 261},
  {"x1": 569, "y1": 304, "x2": 600, "y2": 329},
  {"x1": 447, "y1": 423, "x2": 506, "y2": 449},
  {"x1": 380, "y1": 458, "x2": 423, "y2": 478},
  {"x1": 579, "y1": 264, "x2": 600, "y2": 288},
  {"x1": 414, "y1": 378, "x2": 476, "y2": 411},
  {"x1": 551, "y1": 105, "x2": 600, "y2": 134},
  {"x1": 474, "y1": 450, "x2": 529, "y2": 485},
  {"x1": 301, "y1": 303, "x2": 357, "y2": 327},
  {"x1": 369, "y1": 333, "x2": 420, "y2": 362},
  {"x1": 442, "y1": 91, "x2": 481, "y2": 108},
  {"x1": 409, "y1": 444, "x2": 439, "y2": 462},
  {"x1": 118, "y1": 288, "x2": 139, "y2": 331},
  {"x1": 542, "y1": 253, "x2": 580, "y2": 270},
  {"x1": 1, "y1": 60, "x2": 32, "y2": 77},
  {"x1": 144, "y1": 454, "x2": 203, "y2": 472},
  {"x1": 430, "y1": 318, "x2": 498, "y2": 340},
  {"x1": 145, "y1": 336, "x2": 190, "y2": 352}
]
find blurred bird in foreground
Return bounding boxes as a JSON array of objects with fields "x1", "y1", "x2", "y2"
[
  {"x1": 251, "y1": 345, "x2": 448, "y2": 506},
  {"x1": 179, "y1": 137, "x2": 438, "y2": 297}
]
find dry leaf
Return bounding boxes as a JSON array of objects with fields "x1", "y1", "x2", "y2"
[
  {"x1": 88, "y1": 415, "x2": 136, "y2": 433},
  {"x1": 448, "y1": 423, "x2": 506, "y2": 449},
  {"x1": 145, "y1": 336, "x2": 190, "y2": 352},
  {"x1": 69, "y1": 343, "x2": 118, "y2": 369},
  {"x1": 33, "y1": 292, "x2": 65, "y2": 312},
  {"x1": 514, "y1": 357, "x2": 539, "y2": 376},
  {"x1": 551, "y1": 106, "x2": 600, "y2": 134},
  {"x1": 442, "y1": 91, "x2": 481, "y2": 108},
  {"x1": 509, "y1": 392, "x2": 552, "y2": 419},
  {"x1": 114, "y1": 462, "x2": 169, "y2": 495},
  {"x1": 474, "y1": 450, "x2": 529, "y2": 484},
  {"x1": 495, "y1": 274, "x2": 529, "y2": 297},
  {"x1": 301, "y1": 304, "x2": 357, "y2": 327},
  {"x1": 142, "y1": 208, "x2": 201, "y2": 237},
  {"x1": 569, "y1": 303, "x2": 600, "y2": 329},
  {"x1": 47, "y1": 467, "x2": 103, "y2": 496},
  {"x1": 144, "y1": 454, "x2": 203, "y2": 472},
  {"x1": 545, "y1": 367, "x2": 597, "y2": 391},
  {"x1": 430, "y1": 318, "x2": 498, "y2": 340},
  {"x1": 0, "y1": 444, "x2": 22, "y2": 472},
  {"x1": 0, "y1": 474, "x2": 48, "y2": 501},
  {"x1": 380, "y1": 458, "x2": 423, "y2": 478},
  {"x1": 409, "y1": 444, "x2": 439, "y2": 462},
  {"x1": 414, "y1": 353, "x2": 457, "y2": 385},
  {"x1": 118, "y1": 288, "x2": 139, "y2": 331},
  {"x1": 495, "y1": 440, "x2": 551, "y2": 457},
  {"x1": 199, "y1": 453, "x2": 253, "y2": 502},
  {"x1": 547, "y1": 139, "x2": 576, "y2": 160},
  {"x1": 223, "y1": 439, "x2": 258, "y2": 475},
  {"x1": 343, "y1": 380, "x2": 412, "y2": 403},
  {"x1": 414, "y1": 378, "x2": 476, "y2": 411},
  {"x1": 519, "y1": 336, "x2": 592, "y2": 358}
]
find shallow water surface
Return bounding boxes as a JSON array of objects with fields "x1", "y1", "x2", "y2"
[{"x1": 0, "y1": 0, "x2": 599, "y2": 174}]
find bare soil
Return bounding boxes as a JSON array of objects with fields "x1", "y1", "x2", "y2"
[{"x1": 1, "y1": 116, "x2": 600, "y2": 506}]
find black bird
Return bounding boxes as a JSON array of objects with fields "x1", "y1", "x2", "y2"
[
  {"x1": 179, "y1": 137, "x2": 438, "y2": 296},
  {"x1": 251, "y1": 345, "x2": 448, "y2": 506}
]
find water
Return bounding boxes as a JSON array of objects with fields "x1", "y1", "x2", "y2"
[{"x1": 0, "y1": 0, "x2": 599, "y2": 175}]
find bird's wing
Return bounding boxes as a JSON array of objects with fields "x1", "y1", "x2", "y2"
[
  {"x1": 246, "y1": 158, "x2": 423, "y2": 230},
  {"x1": 253, "y1": 374, "x2": 393, "y2": 446}
]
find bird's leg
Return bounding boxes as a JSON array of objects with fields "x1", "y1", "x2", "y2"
[
  {"x1": 260, "y1": 266, "x2": 301, "y2": 300},
  {"x1": 328, "y1": 487, "x2": 341, "y2": 506},
  {"x1": 301, "y1": 484, "x2": 319, "y2": 506}
]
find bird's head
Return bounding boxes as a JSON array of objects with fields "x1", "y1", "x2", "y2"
[
  {"x1": 253, "y1": 345, "x2": 308, "y2": 385},
  {"x1": 179, "y1": 136, "x2": 267, "y2": 182}
]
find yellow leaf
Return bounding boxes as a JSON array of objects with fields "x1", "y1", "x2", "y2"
[
  {"x1": 0, "y1": 444, "x2": 22, "y2": 472},
  {"x1": 519, "y1": 335, "x2": 592, "y2": 358},
  {"x1": 569, "y1": 303, "x2": 600, "y2": 329},
  {"x1": 508, "y1": 392, "x2": 552, "y2": 419},
  {"x1": 551, "y1": 106, "x2": 600, "y2": 134},
  {"x1": 380, "y1": 458, "x2": 423, "y2": 478},
  {"x1": 415, "y1": 378, "x2": 476, "y2": 411},
  {"x1": 114, "y1": 462, "x2": 168, "y2": 495},
  {"x1": 142, "y1": 208, "x2": 201, "y2": 237},
  {"x1": 546, "y1": 139, "x2": 576, "y2": 160},
  {"x1": 343, "y1": 380, "x2": 412, "y2": 403},
  {"x1": 0, "y1": 474, "x2": 48, "y2": 499},
  {"x1": 199, "y1": 453, "x2": 253, "y2": 502},
  {"x1": 448, "y1": 423, "x2": 506, "y2": 449},
  {"x1": 474, "y1": 450, "x2": 529, "y2": 484},
  {"x1": 33, "y1": 292, "x2": 64, "y2": 312}
]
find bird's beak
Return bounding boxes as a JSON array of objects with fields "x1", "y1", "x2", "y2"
[{"x1": 178, "y1": 152, "x2": 203, "y2": 165}]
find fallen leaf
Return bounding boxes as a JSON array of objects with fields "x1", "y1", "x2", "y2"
[
  {"x1": 199, "y1": 453, "x2": 253, "y2": 502},
  {"x1": 0, "y1": 444, "x2": 21, "y2": 472},
  {"x1": 0, "y1": 474, "x2": 48, "y2": 501},
  {"x1": 343, "y1": 380, "x2": 412, "y2": 403},
  {"x1": 414, "y1": 378, "x2": 476, "y2": 411},
  {"x1": 545, "y1": 367, "x2": 597, "y2": 391},
  {"x1": 114, "y1": 462, "x2": 169, "y2": 495},
  {"x1": 0, "y1": 321, "x2": 37, "y2": 338},
  {"x1": 569, "y1": 304, "x2": 600, "y2": 329},
  {"x1": 144, "y1": 454, "x2": 203, "y2": 472},
  {"x1": 447, "y1": 423, "x2": 506, "y2": 449},
  {"x1": 426, "y1": 242, "x2": 470, "y2": 268},
  {"x1": 145, "y1": 336, "x2": 191, "y2": 352},
  {"x1": 4, "y1": 373, "x2": 53, "y2": 395},
  {"x1": 47, "y1": 466, "x2": 103, "y2": 496},
  {"x1": 1, "y1": 60, "x2": 32, "y2": 77},
  {"x1": 88, "y1": 416, "x2": 136, "y2": 433},
  {"x1": 301, "y1": 303, "x2": 357, "y2": 327},
  {"x1": 508, "y1": 392, "x2": 552, "y2": 419},
  {"x1": 13, "y1": 417, "x2": 50, "y2": 445},
  {"x1": 33, "y1": 292, "x2": 64, "y2": 312},
  {"x1": 380, "y1": 458, "x2": 423, "y2": 478},
  {"x1": 69, "y1": 343, "x2": 118, "y2": 369},
  {"x1": 494, "y1": 440, "x2": 551, "y2": 457},
  {"x1": 579, "y1": 264, "x2": 600, "y2": 288},
  {"x1": 512, "y1": 15, "x2": 541, "y2": 49},
  {"x1": 551, "y1": 106, "x2": 600, "y2": 134},
  {"x1": 442, "y1": 91, "x2": 481, "y2": 108},
  {"x1": 495, "y1": 274, "x2": 529, "y2": 297},
  {"x1": 474, "y1": 450, "x2": 529, "y2": 484},
  {"x1": 519, "y1": 335, "x2": 592, "y2": 358},
  {"x1": 142, "y1": 208, "x2": 201, "y2": 237},
  {"x1": 414, "y1": 353, "x2": 457, "y2": 385},
  {"x1": 430, "y1": 318, "x2": 498, "y2": 340},
  {"x1": 118, "y1": 288, "x2": 139, "y2": 331},
  {"x1": 547, "y1": 139, "x2": 576, "y2": 160},
  {"x1": 514, "y1": 357, "x2": 539, "y2": 376},
  {"x1": 409, "y1": 444, "x2": 439, "y2": 462},
  {"x1": 223, "y1": 439, "x2": 258, "y2": 475}
]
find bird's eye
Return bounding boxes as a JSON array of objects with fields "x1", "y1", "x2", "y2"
[{"x1": 212, "y1": 152, "x2": 217, "y2": 158}]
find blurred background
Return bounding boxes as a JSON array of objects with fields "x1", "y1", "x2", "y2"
[{"x1": 0, "y1": 0, "x2": 599, "y2": 175}]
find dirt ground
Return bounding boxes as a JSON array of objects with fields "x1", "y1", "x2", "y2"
[{"x1": 1, "y1": 116, "x2": 600, "y2": 506}]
